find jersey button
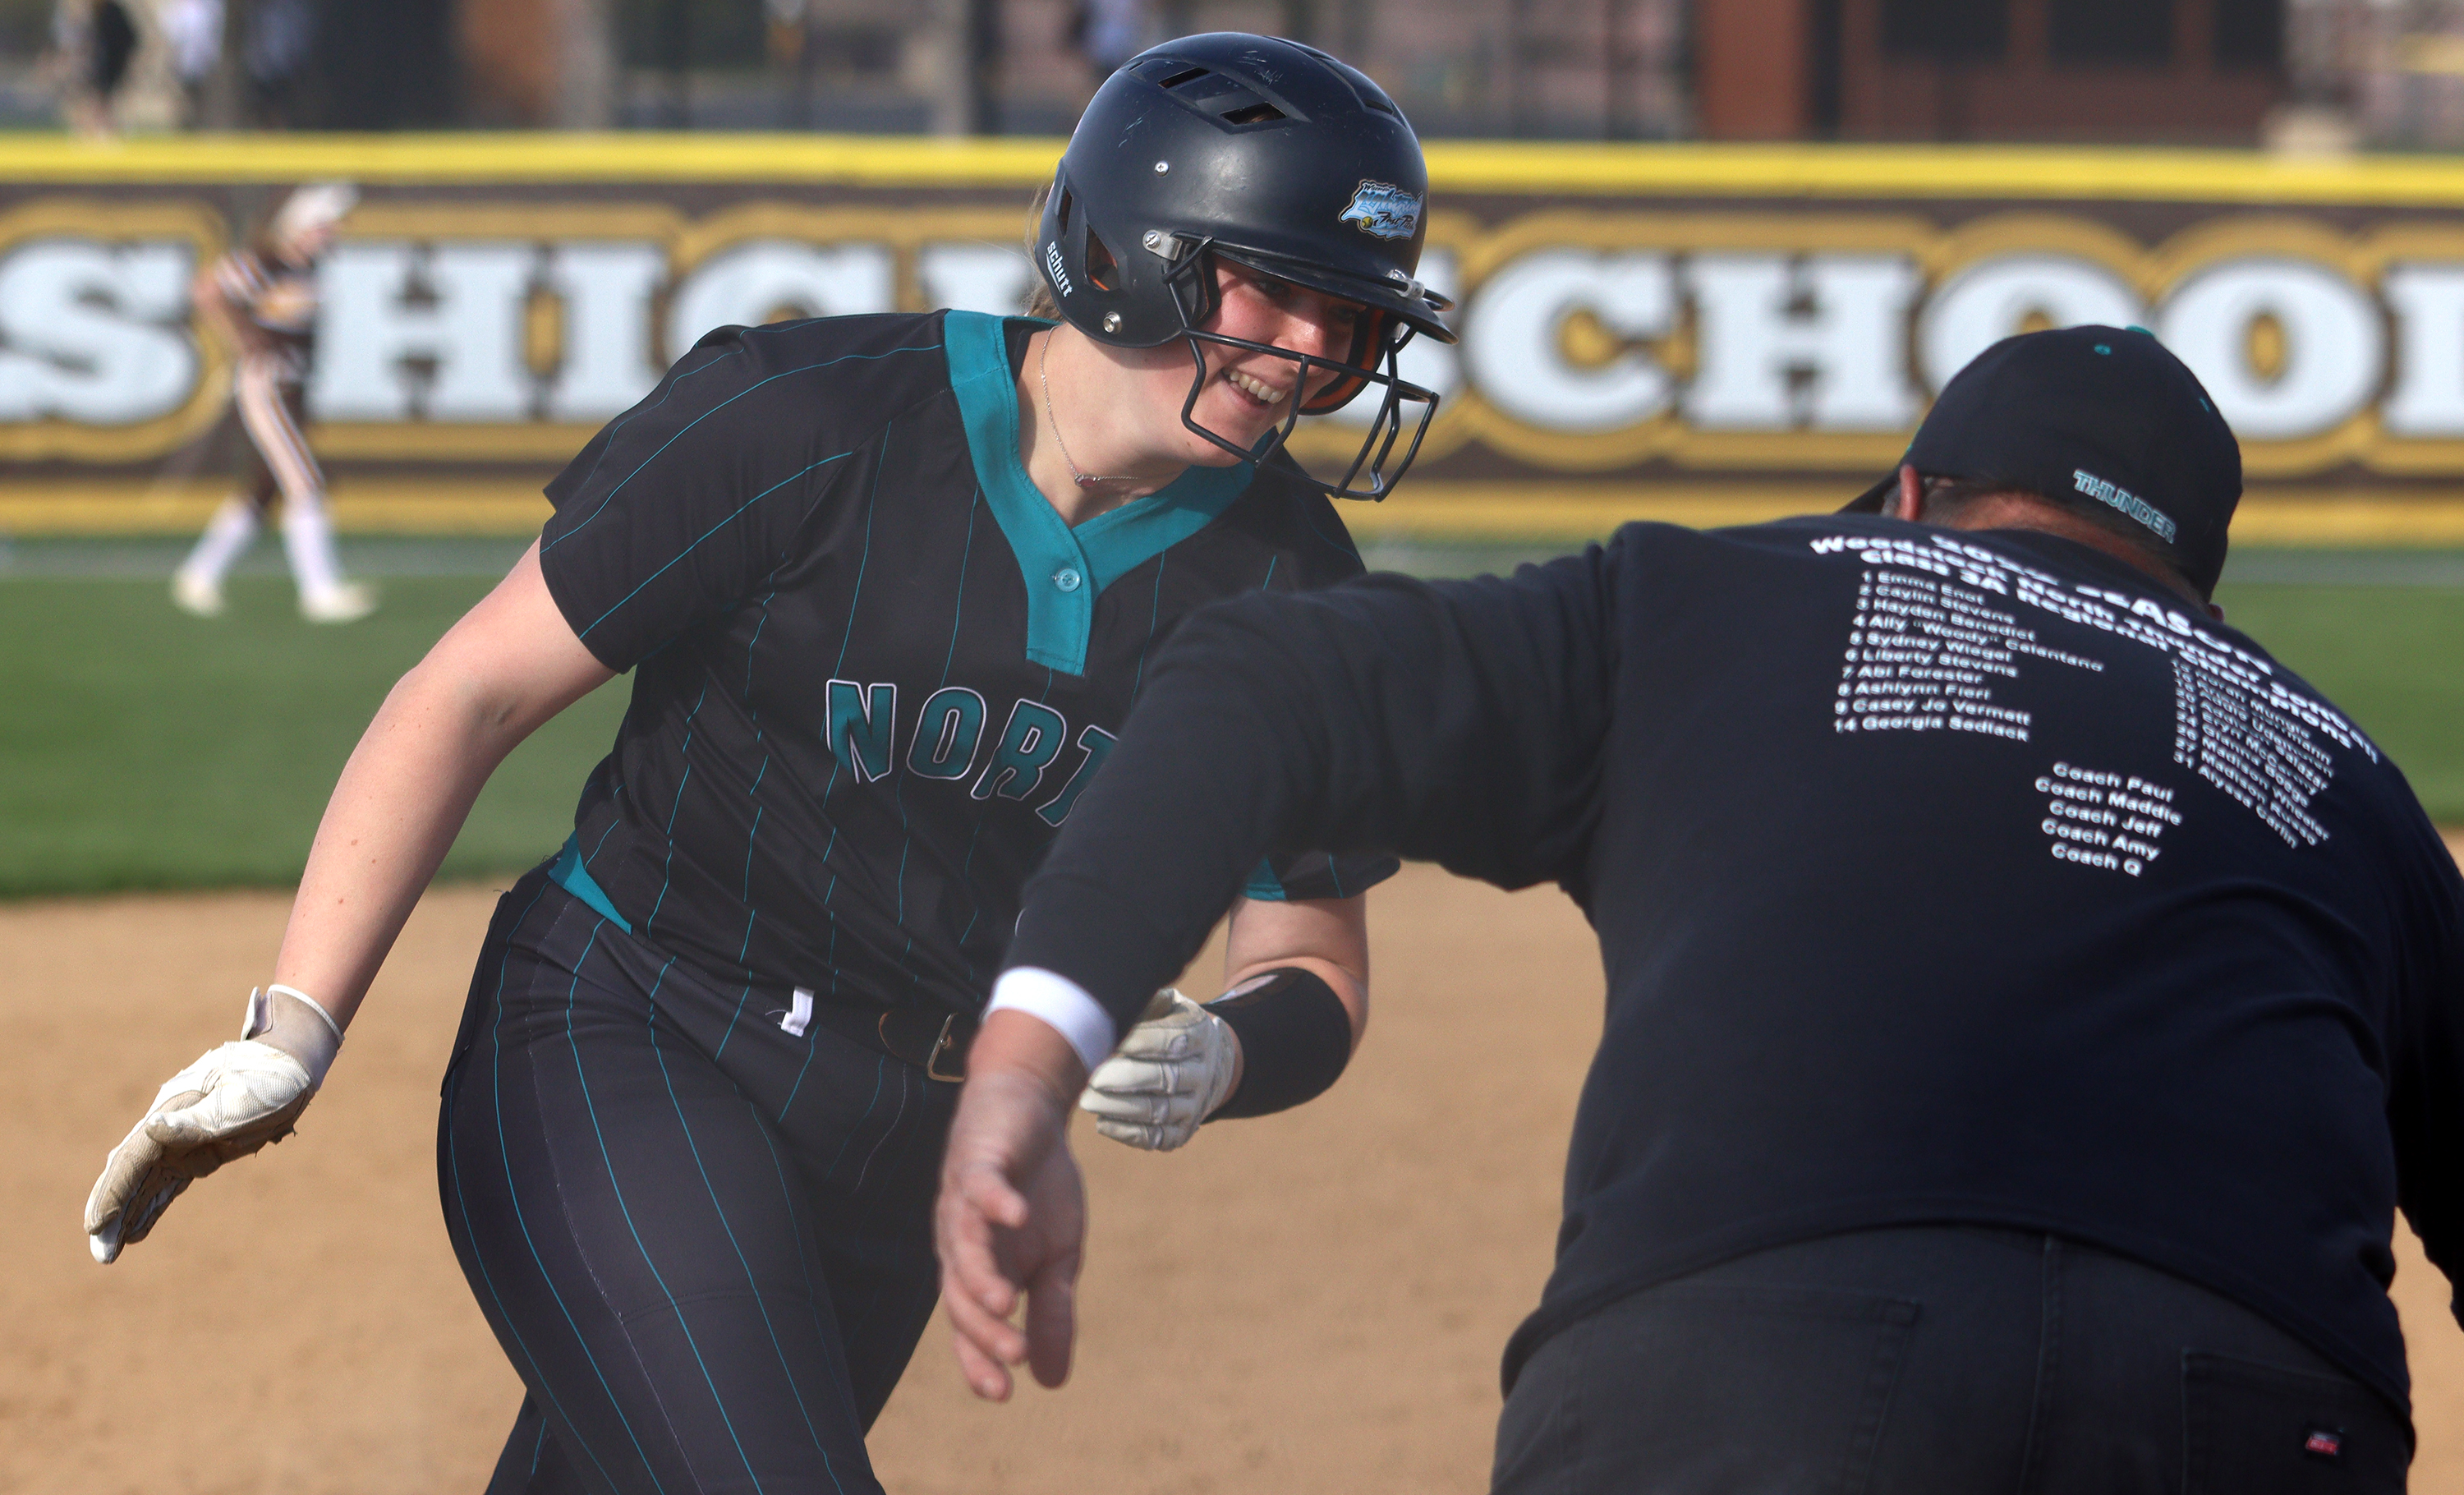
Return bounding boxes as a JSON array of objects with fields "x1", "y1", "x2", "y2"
[{"x1": 1052, "y1": 566, "x2": 1083, "y2": 593}]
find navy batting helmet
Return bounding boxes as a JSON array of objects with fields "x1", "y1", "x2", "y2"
[{"x1": 1036, "y1": 33, "x2": 1456, "y2": 499}]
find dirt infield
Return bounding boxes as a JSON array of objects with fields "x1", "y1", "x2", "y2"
[{"x1": 8, "y1": 843, "x2": 2463, "y2": 1494}]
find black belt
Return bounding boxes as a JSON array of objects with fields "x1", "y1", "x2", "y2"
[{"x1": 801, "y1": 996, "x2": 976, "y2": 1083}]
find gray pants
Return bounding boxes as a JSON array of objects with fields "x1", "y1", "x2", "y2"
[{"x1": 1493, "y1": 1226, "x2": 2408, "y2": 1494}]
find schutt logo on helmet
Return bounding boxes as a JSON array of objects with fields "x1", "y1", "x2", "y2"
[{"x1": 1340, "y1": 182, "x2": 1423, "y2": 241}]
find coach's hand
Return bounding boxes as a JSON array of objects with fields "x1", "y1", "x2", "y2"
[
  {"x1": 1078, "y1": 987, "x2": 1239, "y2": 1151},
  {"x1": 937, "y1": 1010, "x2": 1087, "y2": 1401},
  {"x1": 85, "y1": 985, "x2": 343, "y2": 1264}
]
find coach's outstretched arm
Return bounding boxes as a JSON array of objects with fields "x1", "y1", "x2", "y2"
[
  {"x1": 937, "y1": 546, "x2": 1620, "y2": 1398},
  {"x1": 85, "y1": 543, "x2": 612, "y2": 1263}
]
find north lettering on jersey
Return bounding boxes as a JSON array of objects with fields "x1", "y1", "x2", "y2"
[
  {"x1": 973, "y1": 699, "x2": 1069, "y2": 803},
  {"x1": 826, "y1": 679, "x2": 898, "y2": 784},
  {"x1": 826, "y1": 678, "x2": 1115, "y2": 823},
  {"x1": 906, "y1": 687, "x2": 988, "y2": 780}
]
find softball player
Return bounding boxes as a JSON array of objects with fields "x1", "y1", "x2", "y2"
[
  {"x1": 88, "y1": 34, "x2": 1451, "y2": 1495},
  {"x1": 172, "y1": 182, "x2": 377, "y2": 624}
]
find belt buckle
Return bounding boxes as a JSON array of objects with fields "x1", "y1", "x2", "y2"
[{"x1": 925, "y1": 1014, "x2": 965, "y2": 1083}]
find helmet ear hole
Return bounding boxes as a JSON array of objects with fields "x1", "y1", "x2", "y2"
[
  {"x1": 1083, "y1": 225, "x2": 1119, "y2": 292},
  {"x1": 1301, "y1": 310, "x2": 1392, "y2": 415},
  {"x1": 1056, "y1": 187, "x2": 1073, "y2": 239},
  {"x1": 1345, "y1": 310, "x2": 1393, "y2": 369}
]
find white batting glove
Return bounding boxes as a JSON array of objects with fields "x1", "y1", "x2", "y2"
[
  {"x1": 85, "y1": 985, "x2": 343, "y2": 1264},
  {"x1": 1077, "y1": 987, "x2": 1240, "y2": 1152}
]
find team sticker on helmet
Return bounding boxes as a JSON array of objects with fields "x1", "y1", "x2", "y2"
[{"x1": 1340, "y1": 181, "x2": 1422, "y2": 241}]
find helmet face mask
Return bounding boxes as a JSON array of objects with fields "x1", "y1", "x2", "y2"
[
  {"x1": 1156, "y1": 242, "x2": 1439, "y2": 500},
  {"x1": 1036, "y1": 33, "x2": 1454, "y2": 501}
]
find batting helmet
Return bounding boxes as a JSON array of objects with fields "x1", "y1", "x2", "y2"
[{"x1": 1036, "y1": 33, "x2": 1456, "y2": 499}]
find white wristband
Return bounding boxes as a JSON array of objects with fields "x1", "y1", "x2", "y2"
[
  {"x1": 986, "y1": 967, "x2": 1116, "y2": 1074},
  {"x1": 244, "y1": 983, "x2": 344, "y2": 1086},
  {"x1": 265, "y1": 983, "x2": 345, "y2": 1043}
]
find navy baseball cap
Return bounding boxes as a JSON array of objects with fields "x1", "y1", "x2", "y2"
[{"x1": 1842, "y1": 324, "x2": 2242, "y2": 597}]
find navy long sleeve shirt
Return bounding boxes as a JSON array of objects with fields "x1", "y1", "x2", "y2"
[{"x1": 1005, "y1": 515, "x2": 2464, "y2": 1413}]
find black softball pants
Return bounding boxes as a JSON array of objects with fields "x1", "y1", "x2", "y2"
[
  {"x1": 438, "y1": 865, "x2": 956, "y2": 1495},
  {"x1": 1494, "y1": 1225, "x2": 2411, "y2": 1495}
]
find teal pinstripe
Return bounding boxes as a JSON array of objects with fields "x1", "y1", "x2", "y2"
[
  {"x1": 456, "y1": 894, "x2": 669, "y2": 1493},
  {"x1": 547, "y1": 343, "x2": 938, "y2": 558},
  {"x1": 647, "y1": 1018, "x2": 851, "y2": 1494},
  {"x1": 563, "y1": 946, "x2": 773, "y2": 1492},
  {"x1": 573, "y1": 453, "x2": 854, "y2": 642}
]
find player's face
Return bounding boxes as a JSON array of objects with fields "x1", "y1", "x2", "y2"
[{"x1": 1172, "y1": 262, "x2": 1366, "y2": 459}]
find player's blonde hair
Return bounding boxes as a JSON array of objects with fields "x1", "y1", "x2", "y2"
[{"x1": 1024, "y1": 185, "x2": 1059, "y2": 320}]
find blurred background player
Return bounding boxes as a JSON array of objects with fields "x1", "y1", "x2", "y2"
[
  {"x1": 48, "y1": 0, "x2": 137, "y2": 136},
  {"x1": 87, "y1": 34, "x2": 1450, "y2": 1495},
  {"x1": 172, "y1": 182, "x2": 377, "y2": 625}
]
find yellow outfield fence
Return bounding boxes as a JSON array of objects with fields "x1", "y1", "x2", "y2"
[
  {"x1": 18, "y1": 135, "x2": 2464, "y2": 203},
  {"x1": 7, "y1": 136, "x2": 2464, "y2": 545}
]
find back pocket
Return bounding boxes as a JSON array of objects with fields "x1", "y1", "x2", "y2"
[
  {"x1": 1548, "y1": 1281, "x2": 1918, "y2": 1495},
  {"x1": 2183, "y1": 1350, "x2": 2409, "y2": 1494}
]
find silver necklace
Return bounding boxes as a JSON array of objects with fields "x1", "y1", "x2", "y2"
[{"x1": 1038, "y1": 334, "x2": 1139, "y2": 490}]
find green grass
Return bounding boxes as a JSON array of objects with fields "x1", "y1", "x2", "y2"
[
  {"x1": 0, "y1": 575, "x2": 629, "y2": 897},
  {"x1": 2211, "y1": 582, "x2": 2464, "y2": 824},
  {"x1": 0, "y1": 566, "x2": 2457, "y2": 897}
]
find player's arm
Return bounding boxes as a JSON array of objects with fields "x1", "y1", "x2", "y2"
[
  {"x1": 1077, "y1": 893, "x2": 1368, "y2": 1151},
  {"x1": 191, "y1": 256, "x2": 269, "y2": 357},
  {"x1": 940, "y1": 551, "x2": 1620, "y2": 1396},
  {"x1": 1222, "y1": 892, "x2": 1369, "y2": 1045},
  {"x1": 85, "y1": 541, "x2": 612, "y2": 1263},
  {"x1": 272, "y1": 540, "x2": 611, "y2": 1018}
]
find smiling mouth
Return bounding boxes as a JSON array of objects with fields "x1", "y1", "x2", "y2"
[{"x1": 1224, "y1": 368, "x2": 1289, "y2": 410}]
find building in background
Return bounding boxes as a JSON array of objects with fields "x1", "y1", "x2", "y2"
[
  {"x1": 16, "y1": 0, "x2": 2464, "y2": 147},
  {"x1": 0, "y1": 0, "x2": 457, "y2": 129},
  {"x1": 457, "y1": 0, "x2": 2301, "y2": 143},
  {"x1": 463, "y1": 0, "x2": 614, "y2": 126},
  {"x1": 1696, "y1": 0, "x2": 2287, "y2": 143},
  {"x1": 447, "y1": 0, "x2": 1694, "y2": 137}
]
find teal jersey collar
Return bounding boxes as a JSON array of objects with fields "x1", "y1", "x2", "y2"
[{"x1": 944, "y1": 310, "x2": 1255, "y2": 676}]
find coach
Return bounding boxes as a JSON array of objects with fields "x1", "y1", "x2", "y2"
[{"x1": 935, "y1": 325, "x2": 2464, "y2": 1492}]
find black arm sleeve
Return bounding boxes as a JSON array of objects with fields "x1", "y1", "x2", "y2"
[{"x1": 1004, "y1": 541, "x2": 1623, "y2": 1033}]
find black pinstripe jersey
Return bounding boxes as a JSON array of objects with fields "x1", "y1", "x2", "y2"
[{"x1": 536, "y1": 310, "x2": 1397, "y2": 1016}]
